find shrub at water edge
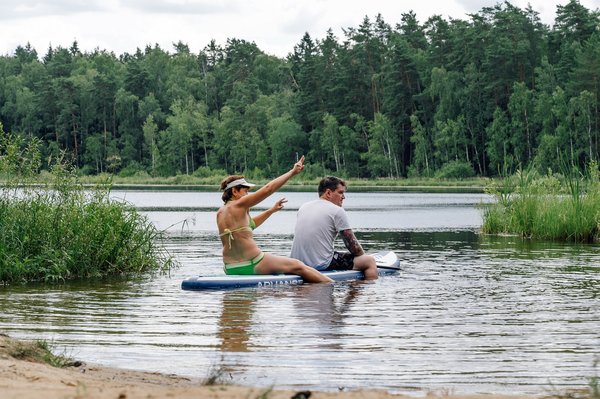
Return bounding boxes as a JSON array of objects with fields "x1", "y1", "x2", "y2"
[
  {"x1": 482, "y1": 167, "x2": 600, "y2": 242},
  {"x1": 0, "y1": 126, "x2": 173, "y2": 284}
]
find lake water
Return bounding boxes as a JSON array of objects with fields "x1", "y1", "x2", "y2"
[{"x1": 1, "y1": 191, "x2": 599, "y2": 395}]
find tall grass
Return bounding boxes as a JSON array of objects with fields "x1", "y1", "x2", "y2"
[
  {"x1": 0, "y1": 125, "x2": 173, "y2": 284},
  {"x1": 482, "y1": 164, "x2": 600, "y2": 242}
]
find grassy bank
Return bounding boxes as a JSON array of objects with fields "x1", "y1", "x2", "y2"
[
  {"x1": 1, "y1": 334, "x2": 76, "y2": 368},
  {"x1": 482, "y1": 167, "x2": 600, "y2": 242},
  {"x1": 0, "y1": 129, "x2": 173, "y2": 284}
]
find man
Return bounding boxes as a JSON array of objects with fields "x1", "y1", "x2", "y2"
[{"x1": 290, "y1": 176, "x2": 378, "y2": 279}]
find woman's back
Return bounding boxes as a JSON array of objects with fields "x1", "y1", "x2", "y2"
[{"x1": 217, "y1": 202, "x2": 260, "y2": 263}]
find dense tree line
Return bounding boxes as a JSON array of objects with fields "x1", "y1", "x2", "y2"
[{"x1": 1, "y1": 0, "x2": 599, "y2": 178}]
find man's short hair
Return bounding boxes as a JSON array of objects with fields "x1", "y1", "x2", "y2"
[{"x1": 318, "y1": 176, "x2": 346, "y2": 196}]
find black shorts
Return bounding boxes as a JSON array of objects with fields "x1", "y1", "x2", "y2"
[{"x1": 324, "y1": 251, "x2": 355, "y2": 271}]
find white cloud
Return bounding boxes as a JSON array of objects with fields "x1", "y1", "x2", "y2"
[
  {"x1": 120, "y1": 0, "x2": 241, "y2": 14},
  {"x1": 0, "y1": 0, "x2": 106, "y2": 20},
  {"x1": 1, "y1": 0, "x2": 599, "y2": 58}
]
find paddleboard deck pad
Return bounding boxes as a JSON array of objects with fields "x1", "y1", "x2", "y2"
[{"x1": 181, "y1": 251, "x2": 400, "y2": 290}]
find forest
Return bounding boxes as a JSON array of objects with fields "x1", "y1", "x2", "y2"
[{"x1": 0, "y1": 0, "x2": 599, "y2": 179}]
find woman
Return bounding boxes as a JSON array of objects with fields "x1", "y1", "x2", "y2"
[{"x1": 217, "y1": 156, "x2": 332, "y2": 283}]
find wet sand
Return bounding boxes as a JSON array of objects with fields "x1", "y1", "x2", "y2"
[{"x1": 0, "y1": 334, "x2": 548, "y2": 399}]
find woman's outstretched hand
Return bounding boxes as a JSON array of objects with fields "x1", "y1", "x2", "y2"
[
  {"x1": 272, "y1": 197, "x2": 288, "y2": 212},
  {"x1": 292, "y1": 155, "x2": 305, "y2": 175}
]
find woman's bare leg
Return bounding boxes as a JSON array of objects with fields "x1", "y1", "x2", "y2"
[{"x1": 255, "y1": 254, "x2": 333, "y2": 283}]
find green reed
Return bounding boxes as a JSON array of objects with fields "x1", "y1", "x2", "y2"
[
  {"x1": 0, "y1": 181, "x2": 173, "y2": 284},
  {"x1": 0, "y1": 127, "x2": 173, "y2": 284},
  {"x1": 482, "y1": 164, "x2": 600, "y2": 242}
]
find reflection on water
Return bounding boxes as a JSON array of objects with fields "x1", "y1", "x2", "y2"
[
  {"x1": 219, "y1": 291, "x2": 255, "y2": 353},
  {"x1": 1, "y1": 193, "x2": 599, "y2": 395}
]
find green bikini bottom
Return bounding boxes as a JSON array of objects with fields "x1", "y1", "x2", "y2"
[{"x1": 223, "y1": 252, "x2": 265, "y2": 275}]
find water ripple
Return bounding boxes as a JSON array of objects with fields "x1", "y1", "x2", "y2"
[{"x1": 1, "y1": 197, "x2": 599, "y2": 395}]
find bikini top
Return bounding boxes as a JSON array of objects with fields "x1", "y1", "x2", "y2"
[{"x1": 219, "y1": 218, "x2": 256, "y2": 249}]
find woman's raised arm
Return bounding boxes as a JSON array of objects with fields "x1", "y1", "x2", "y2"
[{"x1": 238, "y1": 156, "x2": 304, "y2": 208}]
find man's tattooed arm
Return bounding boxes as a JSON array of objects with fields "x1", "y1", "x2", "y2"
[{"x1": 340, "y1": 229, "x2": 365, "y2": 256}]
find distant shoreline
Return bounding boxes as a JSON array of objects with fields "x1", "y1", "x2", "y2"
[
  {"x1": 106, "y1": 183, "x2": 486, "y2": 193},
  {"x1": 2, "y1": 175, "x2": 491, "y2": 193}
]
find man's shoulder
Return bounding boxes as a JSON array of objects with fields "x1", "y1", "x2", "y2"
[
  {"x1": 299, "y1": 198, "x2": 323, "y2": 210},
  {"x1": 300, "y1": 198, "x2": 339, "y2": 211}
]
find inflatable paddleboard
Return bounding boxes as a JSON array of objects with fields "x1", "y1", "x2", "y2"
[{"x1": 181, "y1": 251, "x2": 400, "y2": 290}]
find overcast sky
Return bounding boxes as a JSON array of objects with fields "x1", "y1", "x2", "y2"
[{"x1": 1, "y1": 0, "x2": 599, "y2": 58}]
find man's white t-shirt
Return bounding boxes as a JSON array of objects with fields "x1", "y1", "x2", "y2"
[{"x1": 290, "y1": 198, "x2": 351, "y2": 270}]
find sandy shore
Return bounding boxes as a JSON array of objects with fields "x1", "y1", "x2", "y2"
[{"x1": 0, "y1": 334, "x2": 548, "y2": 399}]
